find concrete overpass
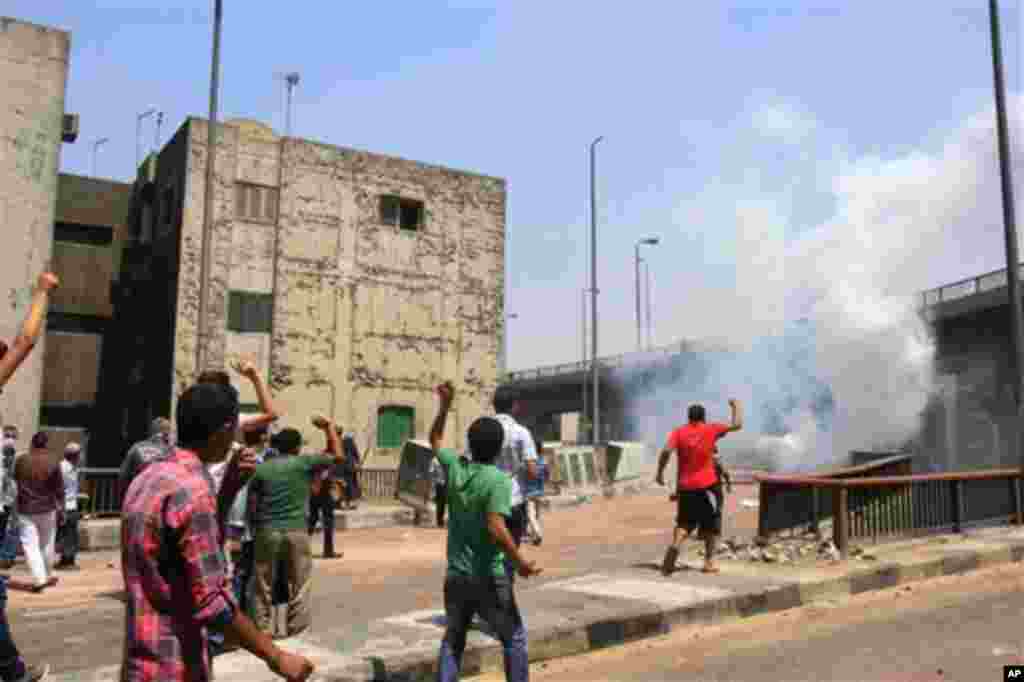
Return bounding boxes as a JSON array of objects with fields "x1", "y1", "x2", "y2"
[{"x1": 503, "y1": 263, "x2": 1024, "y2": 473}]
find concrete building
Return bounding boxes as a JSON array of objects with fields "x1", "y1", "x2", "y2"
[
  {"x1": 41, "y1": 173, "x2": 132, "y2": 458},
  {"x1": 91, "y1": 118, "x2": 507, "y2": 469},
  {"x1": 0, "y1": 17, "x2": 76, "y2": 439}
]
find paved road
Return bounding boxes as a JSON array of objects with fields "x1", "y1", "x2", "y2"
[
  {"x1": 4, "y1": 484, "x2": 761, "y2": 676},
  {"x1": 470, "y1": 561, "x2": 1024, "y2": 682}
]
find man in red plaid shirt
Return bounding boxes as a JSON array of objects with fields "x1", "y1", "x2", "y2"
[{"x1": 120, "y1": 381, "x2": 313, "y2": 682}]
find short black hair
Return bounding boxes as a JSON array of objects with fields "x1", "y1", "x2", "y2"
[
  {"x1": 243, "y1": 426, "x2": 268, "y2": 447},
  {"x1": 274, "y1": 428, "x2": 302, "y2": 455},
  {"x1": 493, "y1": 387, "x2": 519, "y2": 415},
  {"x1": 176, "y1": 383, "x2": 240, "y2": 449},
  {"x1": 688, "y1": 404, "x2": 706, "y2": 423},
  {"x1": 468, "y1": 417, "x2": 504, "y2": 463},
  {"x1": 197, "y1": 370, "x2": 232, "y2": 387},
  {"x1": 30, "y1": 432, "x2": 48, "y2": 450}
]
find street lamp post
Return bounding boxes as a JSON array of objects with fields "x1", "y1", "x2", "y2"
[
  {"x1": 501, "y1": 313, "x2": 518, "y2": 377},
  {"x1": 634, "y1": 237, "x2": 659, "y2": 351},
  {"x1": 581, "y1": 288, "x2": 589, "y2": 443},
  {"x1": 91, "y1": 137, "x2": 109, "y2": 176},
  {"x1": 136, "y1": 108, "x2": 156, "y2": 169},
  {"x1": 988, "y1": 0, "x2": 1024, "y2": 466},
  {"x1": 644, "y1": 258, "x2": 653, "y2": 350},
  {"x1": 590, "y1": 136, "x2": 603, "y2": 445},
  {"x1": 197, "y1": 0, "x2": 224, "y2": 375}
]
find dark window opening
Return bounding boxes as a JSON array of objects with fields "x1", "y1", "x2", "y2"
[
  {"x1": 379, "y1": 195, "x2": 423, "y2": 232},
  {"x1": 47, "y1": 313, "x2": 108, "y2": 335},
  {"x1": 227, "y1": 291, "x2": 273, "y2": 333},
  {"x1": 53, "y1": 222, "x2": 113, "y2": 247},
  {"x1": 235, "y1": 183, "x2": 279, "y2": 223}
]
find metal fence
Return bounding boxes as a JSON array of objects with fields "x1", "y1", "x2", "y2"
[
  {"x1": 78, "y1": 466, "x2": 400, "y2": 517},
  {"x1": 920, "y1": 263, "x2": 1024, "y2": 307},
  {"x1": 755, "y1": 468, "x2": 1023, "y2": 559}
]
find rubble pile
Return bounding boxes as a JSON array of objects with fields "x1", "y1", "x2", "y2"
[{"x1": 696, "y1": 525, "x2": 878, "y2": 565}]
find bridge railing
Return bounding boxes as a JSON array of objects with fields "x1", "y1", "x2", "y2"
[
  {"x1": 505, "y1": 340, "x2": 722, "y2": 383},
  {"x1": 920, "y1": 264, "x2": 1024, "y2": 307}
]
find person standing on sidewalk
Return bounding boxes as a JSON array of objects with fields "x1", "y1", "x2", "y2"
[
  {"x1": 431, "y1": 381, "x2": 541, "y2": 682},
  {"x1": 339, "y1": 431, "x2": 361, "y2": 510},
  {"x1": 120, "y1": 381, "x2": 314, "y2": 682},
  {"x1": 55, "y1": 443, "x2": 81, "y2": 571},
  {"x1": 523, "y1": 433, "x2": 546, "y2": 547},
  {"x1": 491, "y1": 389, "x2": 540, "y2": 562},
  {"x1": 306, "y1": 459, "x2": 339, "y2": 559},
  {"x1": 656, "y1": 400, "x2": 742, "y2": 576},
  {"x1": 14, "y1": 433, "x2": 64, "y2": 592},
  {"x1": 0, "y1": 428, "x2": 19, "y2": 571},
  {"x1": 430, "y1": 456, "x2": 448, "y2": 528},
  {"x1": 247, "y1": 418, "x2": 346, "y2": 637},
  {"x1": 118, "y1": 418, "x2": 173, "y2": 501},
  {"x1": 0, "y1": 271, "x2": 61, "y2": 681}
]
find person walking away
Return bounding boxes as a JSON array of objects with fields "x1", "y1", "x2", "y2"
[
  {"x1": 0, "y1": 271, "x2": 60, "y2": 681},
  {"x1": 118, "y1": 418, "x2": 173, "y2": 501},
  {"x1": 14, "y1": 433, "x2": 63, "y2": 592},
  {"x1": 247, "y1": 418, "x2": 346, "y2": 637},
  {"x1": 306, "y1": 458, "x2": 339, "y2": 559},
  {"x1": 523, "y1": 434, "x2": 546, "y2": 547},
  {"x1": 655, "y1": 400, "x2": 742, "y2": 575},
  {"x1": 711, "y1": 445, "x2": 733, "y2": 537},
  {"x1": 430, "y1": 381, "x2": 541, "y2": 682},
  {"x1": 120, "y1": 381, "x2": 313, "y2": 682},
  {"x1": 55, "y1": 443, "x2": 81, "y2": 570},
  {"x1": 430, "y1": 456, "x2": 448, "y2": 528},
  {"x1": 491, "y1": 388, "x2": 540, "y2": 568},
  {"x1": 228, "y1": 427, "x2": 270, "y2": 611},
  {"x1": 340, "y1": 432, "x2": 361, "y2": 510},
  {"x1": 0, "y1": 428, "x2": 19, "y2": 571}
]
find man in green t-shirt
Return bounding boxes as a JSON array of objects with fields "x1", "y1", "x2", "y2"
[
  {"x1": 430, "y1": 382, "x2": 540, "y2": 682},
  {"x1": 247, "y1": 416, "x2": 344, "y2": 637}
]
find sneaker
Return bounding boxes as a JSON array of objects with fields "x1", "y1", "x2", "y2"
[{"x1": 13, "y1": 662, "x2": 49, "y2": 681}]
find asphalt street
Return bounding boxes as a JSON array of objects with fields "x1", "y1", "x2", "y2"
[{"x1": 469, "y1": 561, "x2": 1024, "y2": 682}]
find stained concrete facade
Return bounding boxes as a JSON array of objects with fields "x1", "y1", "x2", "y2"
[
  {"x1": 0, "y1": 17, "x2": 71, "y2": 439},
  {"x1": 41, "y1": 173, "x2": 132, "y2": 459},
  {"x1": 93, "y1": 117, "x2": 506, "y2": 468}
]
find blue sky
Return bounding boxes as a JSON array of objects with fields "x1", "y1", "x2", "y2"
[{"x1": 9, "y1": 2, "x2": 1023, "y2": 371}]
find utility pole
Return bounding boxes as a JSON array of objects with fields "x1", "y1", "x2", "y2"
[
  {"x1": 92, "y1": 137, "x2": 109, "y2": 176},
  {"x1": 135, "y1": 108, "x2": 155, "y2": 169},
  {"x1": 197, "y1": 0, "x2": 223, "y2": 375},
  {"x1": 590, "y1": 136, "x2": 603, "y2": 446},
  {"x1": 284, "y1": 72, "x2": 300, "y2": 137},
  {"x1": 155, "y1": 111, "x2": 164, "y2": 153},
  {"x1": 645, "y1": 259, "x2": 653, "y2": 350},
  {"x1": 988, "y1": 0, "x2": 1024, "y2": 466},
  {"x1": 581, "y1": 288, "x2": 589, "y2": 443}
]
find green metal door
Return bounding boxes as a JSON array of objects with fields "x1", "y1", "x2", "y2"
[{"x1": 378, "y1": 406, "x2": 414, "y2": 449}]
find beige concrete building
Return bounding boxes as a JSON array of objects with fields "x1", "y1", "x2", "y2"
[
  {"x1": 92, "y1": 118, "x2": 506, "y2": 468},
  {"x1": 0, "y1": 17, "x2": 76, "y2": 439}
]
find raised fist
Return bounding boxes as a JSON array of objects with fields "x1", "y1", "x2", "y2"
[
  {"x1": 36, "y1": 273, "x2": 59, "y2": 292},
  {"x1": 231, "y1": 355, "x2": 259, "y2": 380},
  {"x1": 436, "y1": 381, "x2": 455, "y2": 403},
  {"x1": 311, "y1": 415, "x2": 331, "y2": 430}
]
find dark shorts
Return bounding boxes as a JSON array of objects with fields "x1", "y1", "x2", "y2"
[
  {"x1": 505, "y1": 503, "x2": 528, "y2": 548},
  {"x1": 675, "y1": 486, "x2": 722, "y2": 536}
]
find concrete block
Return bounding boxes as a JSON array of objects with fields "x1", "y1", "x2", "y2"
[{"x1": 605, "y1": 441, "x2": 648, "y2": 482}]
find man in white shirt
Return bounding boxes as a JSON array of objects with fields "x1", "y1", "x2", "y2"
[
  {"x1": 491, "y1": 388, "x2": 539, "y2": 576},
  {"x1": 56, "y1": 443, "x2": 81, "y2": 570}
]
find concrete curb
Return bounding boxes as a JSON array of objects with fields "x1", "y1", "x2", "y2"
[{"x1": 333, "y1": 538, "x2": 1024, "y2": 681}]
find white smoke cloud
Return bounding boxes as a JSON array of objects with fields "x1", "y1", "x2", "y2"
[{"x1": 618, "y1": 95, "x2": 1023, "y2": 472}]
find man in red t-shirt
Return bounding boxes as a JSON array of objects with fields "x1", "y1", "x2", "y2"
[{"x1": 655, "y1": 399, "x2": 742, "y2": 575}]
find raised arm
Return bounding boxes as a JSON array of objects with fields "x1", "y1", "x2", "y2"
[
  {"x1": 0, "y1": 273, "x2": 59, "y2": 390},
  {"x1": 725, "y1": 398, "x2": 743, "y2": 433},
  {"x1": 311, "y1": 415, "x2": 343, "y2": 463},
  {"x1": 232, "y1": 356, "x2": 280, "y2": 432},
  {"x1": 429, "y1": 381, "x2": 455, "y2": 454},
  {"x1": 655, "y1": 432, "x2": 675, "y2": 486}
]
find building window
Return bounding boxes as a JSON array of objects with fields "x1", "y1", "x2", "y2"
[
  {"x1": 227, "y1": 291, "x2": 273, "y2": 333},
  {"x1": 53, "y1": 222, "x2": 113, "y2": 246},
  {"x1": 379, "y1": 195, "x2": 424, "y2": 232},
  {"x1": 161, "y1": 186, "x2": 176, "y2": 227},
  {"x1": 377, "y1": 405, "x2": 414, "y2": 449},
  {"x1": 235, "y1": 183, "x2": 279, "y2": 223}
]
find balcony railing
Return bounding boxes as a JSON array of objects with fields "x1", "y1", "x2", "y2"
[{"x1": 920, "y1": 264, "x2": 1024, "y2": 307}]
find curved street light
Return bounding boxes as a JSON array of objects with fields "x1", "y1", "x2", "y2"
[{"x1": 635, "y1": 237, "x2": 659, "y2": 351}]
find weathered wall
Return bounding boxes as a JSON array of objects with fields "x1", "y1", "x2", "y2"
[
  {"x1": 0, "y1": 17, "x2": 69, "y2": 437},
  {"x1": 171, "y1": 119, "x2": 506, "y2": 465}
]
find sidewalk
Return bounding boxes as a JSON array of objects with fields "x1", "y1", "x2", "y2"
[{"x1": 52, "y1": 522, "x2": 1024, "y2": 682}]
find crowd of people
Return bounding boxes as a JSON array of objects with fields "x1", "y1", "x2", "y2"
[{"x1": 0, "y1": 272, "x2": 745, "y2": 682}]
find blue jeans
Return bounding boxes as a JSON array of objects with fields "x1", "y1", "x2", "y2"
[
  {"x1": 0, "y1": 578, "x2": 25, "y2": 681},
  {"x1": 437, "y1": 575, "x2": 528, "y2": 682},
  {"x1": 0, "y1": 511, "x2": 17, "y2": 563}
]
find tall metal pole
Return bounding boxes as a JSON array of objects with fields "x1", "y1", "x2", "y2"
[
  {"x1": 155, "y1": 111, "x2": 164, "y2": 153},
  {"x1": 989, "y1": 0, "x2": 1024, "y2": 465},
  {"x1": 581, "y1": 288, "x2": 588, "y2": 443},
  {"x1": 92, "y1": 137, "x2": 108, "y2": 177},
  {"x1": 197, "y1": 0, "x2": 224, "y2": 375},
  {"x1": 635, "y1": 245, "x2": 642, "y2": 352},
  {"x1": 135, "y1": 109, "x2": 155, "y2": 170},
  {"x1": 590, "y1": 136, "x2": 603, "y2": 445},
  {"x1": 645, "y1": 259, "x2": 653, "y2": 350}
]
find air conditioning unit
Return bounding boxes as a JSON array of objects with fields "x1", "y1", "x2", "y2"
[{"x1": 62, "y1": 113, "x2": 79, "y2": 143}]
